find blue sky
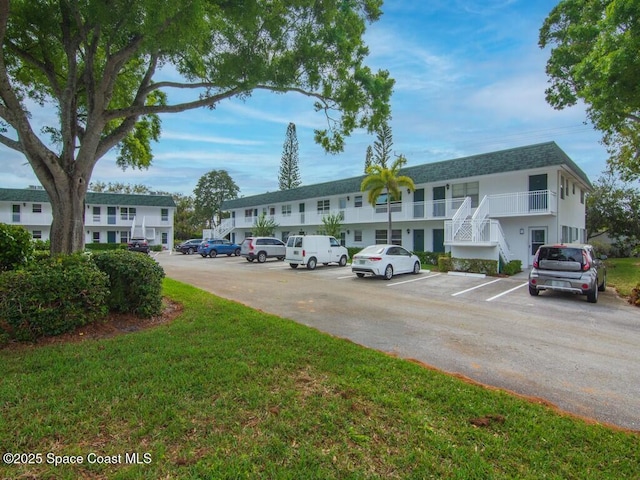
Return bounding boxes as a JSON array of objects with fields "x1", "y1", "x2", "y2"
[{"x1": 3, "y1": 1, "x2": 609, "y2": 197}]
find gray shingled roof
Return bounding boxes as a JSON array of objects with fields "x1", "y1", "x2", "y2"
[
  {"x1": 222, "y1": 142, "x2": 593, "y2": 209},
  {"x1": 0, "y1": 188, "x2": 176, "y2": 207}
]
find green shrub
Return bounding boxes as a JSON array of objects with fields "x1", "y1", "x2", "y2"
[
  {"x1": 414, "y1": 251, "x2": 440, "y2": 266},
  {"x1": 92, "y1": 250, "x2": 165, "y2": 317},
  {"x1": 0, "y1": 254, "x2": 109, "y2": 341},
  {"x1": 84, "y1": 242, "x2": 127, "y2": 251},
  {"x1": 347, "y1": 247, "x2": 363, "y2": 260},
  {"x1": 502, "y1": 259, "x2": 522, "y2": 276},
  {"x1": 0, "y1": 223, "x2": 34, "y2": 271},
  {"x1": 451, "y1": 258, "x2": 498, "y2": 275},
  {"x1": 32, "y1": 239, "x2": 50, "y2": 251},
  {"x1": 629, "y1": 283, "x2": 640, "y2": 307},
  {"x1": 438, "y1": 256, "x2": 452, "y2": 272},
  {"x1": 151, "y1": 244, "x2": 163, "y2": 252}
]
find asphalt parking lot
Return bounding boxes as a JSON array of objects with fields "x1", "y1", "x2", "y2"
[{"x1": 156, "y1": 251, "x2": 640, "y2": 431}]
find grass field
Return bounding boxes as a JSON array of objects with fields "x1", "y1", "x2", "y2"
[
  {"x1": 606, "y1": 257, "x2": 640, "y2": 298},
  {"x1": 1, "y1": 278, "x2": 638, "y2": 479}
]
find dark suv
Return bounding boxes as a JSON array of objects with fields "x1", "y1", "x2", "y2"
[
  {"x1": 176, "y1": 239, "x2": 203, "y2": 254},
  {"x1": 240, "y1": 237, "x2": 286, "y2": 263},
  {"x1": 128, "y1": 237, "x2": 150, "y2": 254},
  {"x1": 528, "y1": 243, "x2": 607, "y2": 303}
]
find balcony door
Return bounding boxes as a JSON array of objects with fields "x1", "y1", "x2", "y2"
[
  {"x1": 433, "y1": 186, "x2": 445, "y2": 217},
  {"x1": 413, "y1": 188, "x2": 424, "y2": 218},
  {"x1": 528, "y1": 174, "x2": 548, "y2": 211}
]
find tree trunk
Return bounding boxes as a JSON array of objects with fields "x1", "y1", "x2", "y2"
[{"x1": 45, "y1": 175, "x2": 87, "y2": 255}]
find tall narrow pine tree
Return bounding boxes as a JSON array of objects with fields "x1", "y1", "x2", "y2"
[{"x1": 279, "y1": 123, "x2": 302, "y2": 190}]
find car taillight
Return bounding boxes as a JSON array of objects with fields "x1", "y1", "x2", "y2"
[
  {"x1": 249, "y1": 239, "x2": 254, "y2": 251},
  {"x1": 369, "y1": 257, "x2": 382, "y2": 262},
  {"x1": 582, "y1": 251, "x2": 590, "y2": 271},
  {"x1": 302, "y1": 249, "x2": 306, "y2": 257}
]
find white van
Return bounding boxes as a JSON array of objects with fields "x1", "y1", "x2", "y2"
[{"x1": 285, "y1": 235, "x2": 349, "y2": 270}]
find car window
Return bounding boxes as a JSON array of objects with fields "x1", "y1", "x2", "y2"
[
  {"x1": 539, "y1": 247, "x2": 582, "y2": 262},
  {"x1": 295, "y1": 237, "x2": 303, "y2": 247},
  {"x1": 330, "y1": 237, "x2": 340, "y2": 247}
]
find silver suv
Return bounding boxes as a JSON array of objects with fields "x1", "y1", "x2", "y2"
[
  {"x1": 528, "y1": 243, "x2": 607, "y2": 303},
  {"x1": 240, "y1": 237, "x2": 286, "y2": 263}
]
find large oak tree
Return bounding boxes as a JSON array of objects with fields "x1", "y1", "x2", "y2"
[
  {"x1": 539, "y1": 0, "x2": 640, "y2": 180},
  {"x1": 0, "y1": 0, "x2": 393, "y2": 253}
]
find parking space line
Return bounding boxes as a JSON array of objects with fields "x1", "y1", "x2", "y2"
[
  {"x1": 486, "y1": 282, "x2": 528, "y2": 302},
  {"x1": 451, "y1": 278, "x2": 502, "y2": 297},
  {"x1": 387, "y1": 273, "x2": 441, "y2": 286}
]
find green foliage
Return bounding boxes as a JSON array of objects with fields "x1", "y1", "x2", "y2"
[
  {"x1": 252, "y1": 213, "x2": 279, "y2": 237},
  {"x1": 0, "y1": 223, "x2": 34, "y2": 271},
  {"x1": 414, "y1": 251, "x2": 441, "y2": 266},
  {"x1": 587, "y1": 172, "x2": 640, "y2": 239},
  {"x1": 0, "y1": 254, "x2": 109, "y2": 341},
  {"x1": 84, "y1": 242, "x2": 127, "y2": 251},
  {"x1": 539, "y1": 0, "x2": 640, "y2": 180},
  {"x1": 193, "y1": 170, "x2": 240, "y2": 228},
  {"x1": 321, "y1": 212, "x2": 343, "y2": 238},
  {"x1": 347, "y1": 247, "x2": 363, "y2": 259},
  {"x1": 32, "y1": 239, "x2": 50, "y2": 251},
  {"x1": 92, "y1": 250, "x2": 165, "y2": 317},
  {"x1": 279, "y1": 122, "x2": 302, "y2": 190},
  {"x1": 502, "y1": 260, "x2": 522, "y2": 276},
  {"x1": 629, "y1": 284, "x2": 640, "y2": 307},
  {"x1": 452, "y1": 258, "x2": 498, "y2": 276},
  {"x1": 438, "y1": 256, "x2": 453, "y2": 272}
]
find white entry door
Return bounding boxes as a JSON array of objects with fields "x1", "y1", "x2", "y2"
[{"x1": 529, "y1": 227, "x2": 547, "y2": 266}]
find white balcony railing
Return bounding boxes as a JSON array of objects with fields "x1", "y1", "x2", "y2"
[{"x1": 486, "y1": 190, "x2": 556, "y2": 216}]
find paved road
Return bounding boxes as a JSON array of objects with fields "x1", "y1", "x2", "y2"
[{"x1": 156, "y1": 251, "x2": 640, "y2": 431}]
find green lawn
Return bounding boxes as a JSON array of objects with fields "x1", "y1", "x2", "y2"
[
  {"x1": 606, "y1": 257, "x2": 640, "y2": 298},
  {"x1": 1, "y1": 278, "x2": 638, "y2": 479}
]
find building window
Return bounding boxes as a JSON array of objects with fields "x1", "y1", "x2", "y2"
[
  {"x1": 375, "y1": 192, "x2": 402, "y2": 213},
  {"x1": 92, "y1": 231, "x2": 100, "y2": 243},
  {"x1": 560, "y1": 175, "x2": 565, "y2": 199},
  {"x1": 161, "y1": 208, "x2": 168, "y2": 221},
  {"x1": 572, "y1": 183, "x2": 576, "y2": 195},
  {"x1": 282, "y1": 205, "x2": 292, "y2": 216},
  {"x1": 93, "y1": 206, "x2": 101, "y2": 222},
  {"x1": 580, "y1": 189, "x2": 585, "y2": 204},
  {"x1": 32, "y1": 230, "x2": 42, "y2": 239},
  {"x1": 244, "y1": 209, "x2": 256, "y2": 219},
  {"x1": 354, "y1": 230, "x2": 363, "y2": 242},
  {"x1": 162, "y1": 232, "x2": 168, "y2": 244},
  {"x1": 452, "y1": 182, "x2": 479, "y2": 207},
  {"x1": 339, "y1": 197, "x2": 347, "y2": 209},
  {"x1": 32, "y1": 204, "x2": 42, "y2": 213},
  {"x1": 12, "y1": 204, "x2": 20, "y2": 222},
  {"x1": 120, "y1": 207, "x2": 136, "y2": 220},
  {"x1": 317, "y1": 199, "x2": 330, "y2": 214},
  {"x1": 561, "y1": 225, "x2": 568, "y2": 243},
  {"x1": 120, "y1": 231, "x2": 129, "y2": 243},
  {"x1": 375, "y1": 229, "x2": 402, "y2": 245},
  {"x1": 354, "y1": 195, "x2": 363, "y2": 208}
]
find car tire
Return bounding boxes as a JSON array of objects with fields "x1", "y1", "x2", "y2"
[
  {"x1": 200, "y1": 254, "x2": 207, "y2": 258},
  {"x1": 383, "y1": 264, "x2": 393, "y2": 280},
  {"x1": 235, "y1": 248, "x2": 241, "y2": 256},
  {"x1": 289, "y1": 263, "x2": 298, "y2": 269},
  {"x1": 598, "y1": 274, "x2": 607, "y2": 292},
  {"x1": 413, "y1": 261, "x2": 420, "y2": 274},
  {"x1": 528, "y1": 285, "x2": 539, "y2": 296},
  {"x1": 188, "y1": 247, "x2": 195, "y2": 255},
  {"x1": 306, "y1": 257, "x2": 317, "y2": 270},
  {"x1": 356, "y1": 273, "x2": 365, "y2": 278},
  {"x1": 257, "y1": 252, "x2": 267, "y2": 263},
  {"x1": 247, "y1": 258, "x2": 254, "y2": 262},
  {"x1": 339, "y1": 255, "x2": 347, "y2": 267},
  {"x1": 587, "y1": 285, "x2": 598, "y2": 303},
  {"x1": 209, "y1": 250, "x2": 217, "y2": 258}
]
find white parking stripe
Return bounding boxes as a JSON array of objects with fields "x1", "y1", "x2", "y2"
[
  {"x1": 486, "y1": 282, "x2": 528, "y2": 302},
  {"x1": 451, "y1": 278, "x2": 502, "y2": 296},
  {"x1": 387, "y1": 273, "x2": 441, "y2": 286}
]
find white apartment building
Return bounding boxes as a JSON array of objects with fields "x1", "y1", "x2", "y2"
[
  {"x1": 0, "y1": 187, "x2": 176, "y2": 249},
  {"x1": 220, "y1": 142, "x2": 592, "y2": 268}
]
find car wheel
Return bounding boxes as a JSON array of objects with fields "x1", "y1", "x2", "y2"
[
  {"x1": 247, "y1": 258, "x2": 254, "y2": 262},
  {"x1": 356, "y1": 273, "x2": 365, "y2": 278},
  {"x1": 338, "y1": 255, "x2": 347, "y2": 267},
  {"x1": 235, "y1": 248, "x2": 241, "y2": 256},
  {"x1": 383, "y1": 264, "x2": 393, "y2": 280},
  {"x1": 528, "y1": 285, "x2": 539, "y2": 296},
  {"x1": 188, "y1": 247, "x2": 195, "y2": 255},
  {"x1": 598, "y1": 274, "x2": 607, "y2": 292},
  {"x1": 412, "y1": 261, "x2": 420, "y2": 274},
  {"x1": 209, "y1": 250, "x2": 217, "y2": 258},
  {"x1": 306, "y1": 257, "x2": 317, "y2": 270},
  {"x1": 289, "y1": 263, "x2": 299, "y2": 269},
  {"x1": 200, "y1": 254, "x2": 207, "y2": 258},
  {"x1": 257, "y1": 252, "x2": 267, "y2": 263},
  {"x1": 587, "y1": 285, "x2": 598, "y2": 303}
]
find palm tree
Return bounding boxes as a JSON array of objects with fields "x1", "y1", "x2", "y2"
[{"x1": 361, "y1": 155, "x2": 415, "y2": 244}]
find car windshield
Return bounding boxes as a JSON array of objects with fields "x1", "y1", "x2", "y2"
[
  {"x1": 360, "y1": 246, "x2": 386, "y2": 255},
  {"x1": 538, "y1": 247, "x2": 583, "y2": 262}
]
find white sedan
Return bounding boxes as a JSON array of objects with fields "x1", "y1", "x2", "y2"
[{"x1": 352, "y1": 244, "x2": 421, "y2": 280}]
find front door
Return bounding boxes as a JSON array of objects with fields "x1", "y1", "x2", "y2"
[
  {"x1": 529, "y1": 227, "x2": 547, "y2": 265},
  {"x1": 528, "y1": 174, "x2": 548, "y2": 211},
  {"x1": 433, "y1": 228, "x2": 445, "y2": 253},
  {"x1": 433, "y1": 186, "x2": 446, "y2": 217},
  {"x1": 413, "y1": 229, "x2": 424, "y2": 252}
]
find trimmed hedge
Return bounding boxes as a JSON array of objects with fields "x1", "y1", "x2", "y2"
[
  {"x1": 502, "y1": 259, "x2": 522, "y2": 276},
  {"x1": 85, "y1": 242, "x2": 127, "y2": 251},
  {"x1": 92, "y1": 250, "x2": 165, "y2": 317},
  {"x1": 452, "y1": 258, "x2": 498, "y2": 275},
  {"x1": 0, "y1": 223, "x2": 34, "y2": 271},
  {"x1": 0, "y1": 254, "x2": 109, "y2": 341}
]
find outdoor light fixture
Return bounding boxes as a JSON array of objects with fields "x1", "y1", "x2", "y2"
[
  {"x1": 520, "y1": 228, "x2": 525, "y2": 234},
  {"x1": 446, "y1": 183, "x2": 450, "y2": 190},
  {"x1": 407, "y1": 228, "x2": 411, "y2": 234}
]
